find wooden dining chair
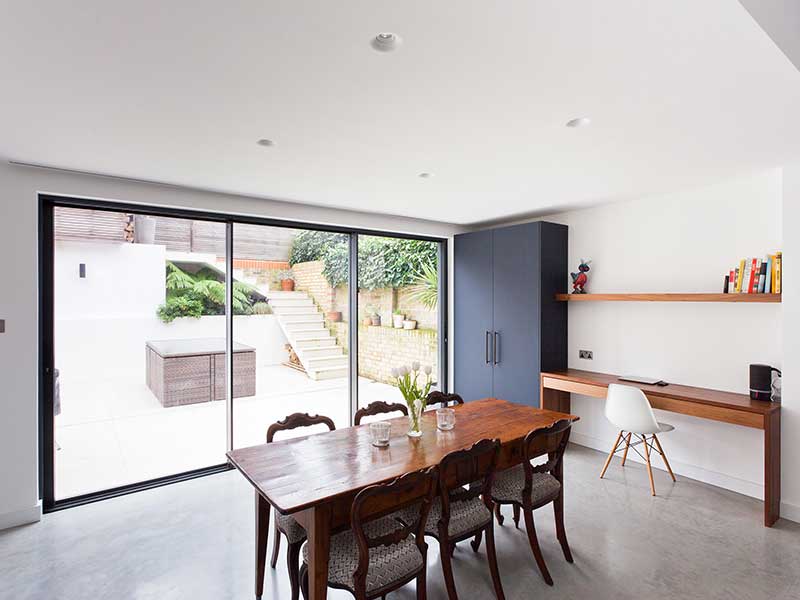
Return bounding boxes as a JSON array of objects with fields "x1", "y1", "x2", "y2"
[
  {"x1": 401, "y1": 438, "x2": 505, "y2": 600},
  {"x1": 487, "y1": 419, "x2": 573, "y2": 586},
  {"x1": 425, "y1": 391, "x2": 464, "y2": 409},
  {"x1": 299, "y1": 468, "x2": 438, "y2": 600},
  {"x1": 266, "y1": 413, "x2": 336, "y2": 600},
  {"x1": 354, "y1": 401, "x2": 408, "y2": 425}
]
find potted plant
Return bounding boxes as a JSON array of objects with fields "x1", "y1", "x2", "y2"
[
  {"x1": 277, "y1": 269, "x2": 295, "y2": 291},
  {"x1": 371, "y1": 311, "x2": 382, "y2": 327},
  {"x1": 403, "y1": 315, "x2": 418, "y2": 330},
  {"x1": 392, "y1": 309, "x2": 405, "y2": 329},
  {"x1": 361, "y1": 309, "x2": 373, "y2": 326},
  {"x1": 391, "y1": 362, "x2": 434, "y2": 437},
  {"x1": 327, "y1": 310, "x2": 342, "y2": 322}
]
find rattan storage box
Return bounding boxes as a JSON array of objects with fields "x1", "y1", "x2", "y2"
[{"x1": 146, "y1": 338, "x2": 256, "y2": 407}]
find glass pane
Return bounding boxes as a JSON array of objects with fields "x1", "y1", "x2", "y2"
[
  {"x1": 52, "y1": 208, "x2": 227, "y2": 499},
  {"x1": 356, "y1": 236, "x2": 441, "y2": 417},
  {"x1": 231, "y1": 226, "x2": 350, "y2": 448}
]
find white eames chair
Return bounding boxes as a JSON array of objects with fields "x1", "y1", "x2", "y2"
[{"x1": 599, "y1": 384, "x2": 676, "y2": 495}]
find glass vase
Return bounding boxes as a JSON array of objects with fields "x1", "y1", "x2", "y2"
[{"x1": 407, "y1": 402, "x2": 423, "y2": 438}]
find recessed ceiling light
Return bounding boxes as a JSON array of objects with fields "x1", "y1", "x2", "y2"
[
  {"x1": 257, "y1": 138, "x2": 274, "y2": 147},
  {"x1": 566, "y1": 117, "x2": 591, "y2": 128},
  {"x1": 418, "y1": 172, "x2": 432, "y2": 179},
  {"x1": 371, "y1": 32, "x2": 402, "y2": 52}
]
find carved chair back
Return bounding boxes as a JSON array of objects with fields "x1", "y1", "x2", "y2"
[
  {"x1": 353, "y1": 401, "x2": 409, "y2": 426},
  {"x1": 266, "y1": 412, "x2": 336, "y2": 443},
  {"x1": 437, "y1": 438, "x2": 500, "y2": 535},
  {"x1": 351, "y1": 467, "x2": 438, "y2": 598},
  {"x1": 425, "y1": 391, "x2": 465, "y2": 410},
  {"x1": 521, "y1": 419, "x2": 572, "y2": 504}
]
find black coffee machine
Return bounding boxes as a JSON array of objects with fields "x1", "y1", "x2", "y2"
[{"x1": 750, "y1": 364, "x2": 782, "y2": 401}]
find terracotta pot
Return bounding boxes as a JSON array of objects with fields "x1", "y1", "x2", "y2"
[
  {"x1": 403, "y1": 320, "x2": 417, "y2": 330},
  {"x1": 280, "y1": 279, "x2": 295, "y2": 291},
  {"x1": 362, "y1": 317, "x2": 373, "y2": 326},
  {"x1": 327, "y1": 311, "x2": 342, "y2": 322},
  {"x1": 371, "y1": 314, "x2": 381, "y2": 327}
]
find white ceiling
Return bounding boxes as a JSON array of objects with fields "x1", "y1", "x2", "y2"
[{"x1": 2, "y1": 1, "x2": 800, "y2": 225}]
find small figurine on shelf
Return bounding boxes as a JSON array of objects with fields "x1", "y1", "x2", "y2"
[{"x1": 570, "y1": 259, "x2": 591, "y2": 294}]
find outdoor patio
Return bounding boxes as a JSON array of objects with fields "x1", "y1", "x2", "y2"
[{"x1": 54, "y1": 365, "x2": 401, "y2": 500}]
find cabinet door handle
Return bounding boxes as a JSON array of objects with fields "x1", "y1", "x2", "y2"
[
  {"x1": 485, "y1": 330, "x2": 491, "y2": 364},
  {"x1": 494, "y1": 331, "x2": 500, "y2": 365}
]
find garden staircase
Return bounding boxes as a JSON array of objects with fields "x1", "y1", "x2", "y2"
[{"x1": 266, "y1": 290, "x2": 348, "y2": 380}]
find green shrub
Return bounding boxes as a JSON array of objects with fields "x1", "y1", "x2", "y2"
[
  {"x1": 157, "y1": 296, "x2": 204, "y2": 323},
  {"x1": 290, "y1": 234, "x2": 438, "y2": 290}
]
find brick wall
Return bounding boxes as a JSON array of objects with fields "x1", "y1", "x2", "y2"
[
  {"x1": 333, "y1": 322, "x2": 439, "y2": 385},
  {"x1": 292, "y1": 260, "x2": 437, "y2": 328}
]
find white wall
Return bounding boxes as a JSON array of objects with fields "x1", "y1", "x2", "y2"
[
  {"x1": 781, "y1": 163, "x2": 800, "y2": 522},
  {"x1": 0, "y1": 161, "x2": 463, "y2": 530},
  {"x1": 55, "y1": 240, "x2": 166, "y2": 319},
  {"x1": 546, "y1": 170, "x2": 785, "y2": 502}
]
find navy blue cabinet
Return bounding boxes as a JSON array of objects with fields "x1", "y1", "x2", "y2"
[{"x1": 454, "y1": 222, "x2": 567, "y2": 407}]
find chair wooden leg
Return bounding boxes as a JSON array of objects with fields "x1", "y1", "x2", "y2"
[
  {"x1": 642, "y1": 434, "x2": 656, "y2": 496},
  {"x1": 620, "y1": 432, "x2": 632, "y2": 467},
  {"x1": 495, "y1": 503, "x2": 505, "y2": 526},
  {"x1": 600, "y1": 431, "x2": 624, "y2": 478},
  {"x1": 522, "y1": 507, "x2": 553, "y2": 586},
  {"x1": 484, "y1": 523, "x2": 506, "y2": 600},
  {"x1": 287, "y1": 542, "x2": 301, "y2": 600},
  {"x1": 652, "y1": 434, "x2": 676, "y2": 482},
  {"x1": 470, "y1": 530, "x2": 483, "y2": 552},
  {"x1": 299, "y1": 563, "x2": 309, "y2": 600},
  {"x1": 553, "y1": 494, "x2": 573, "y2": 563},
  {"x1": 416, "y1": 568, "x2": 427, "y2": 600},
  {"x1": 439, "y1": 540, "x2": 459, "y2": 600},
  {"x1": 512, "y1": 505, "x2": 520, "y2": 529},
  {"x1": 270, "y1": 521, "x2": 281, "y2": 569}
]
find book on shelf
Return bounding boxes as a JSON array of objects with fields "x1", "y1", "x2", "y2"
[{"x1": 725, "y1": 252, "x2": 781, "y2": 295}]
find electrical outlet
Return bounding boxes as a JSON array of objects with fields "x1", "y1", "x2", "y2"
[{"x1": 579, "y1": 349, "x2": 593, "y2": 360}]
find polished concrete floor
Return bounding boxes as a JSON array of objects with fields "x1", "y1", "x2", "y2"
[{"x1": 2, "y1": 445, "x2": 798, "y2": 600}]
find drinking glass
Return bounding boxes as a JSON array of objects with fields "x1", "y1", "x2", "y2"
[
  {"x1": 436, "y1": 408, "x2": 456, "y2": 431},
  {"x1": 370, "y1": 421, "x2": 391, "y2": 447}
]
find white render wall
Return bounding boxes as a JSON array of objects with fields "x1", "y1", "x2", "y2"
[
  {"x1": 0, "y1": 161, "x2": 463, "y2": 530},
  {"x1": 546, "y1": 170, "x2": 785, "y2": 503}
]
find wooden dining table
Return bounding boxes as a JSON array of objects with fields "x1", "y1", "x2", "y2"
[{"x1": 227, "y1": 398, "x2": 579, "y2": 600}]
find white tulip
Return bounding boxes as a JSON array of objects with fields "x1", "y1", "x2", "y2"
[
  {"x1": 423, "y1": 365, "x2": 432, "y2": 375},
  {"x1": 390, "y1": 368, "x2": 399, "y2": 378},
  {"x1": 398, "y1": 366, "x2": 408, "y2": 376},
  {"x1": 411, "y1": 361, "x2": 420, "y2": 371}
]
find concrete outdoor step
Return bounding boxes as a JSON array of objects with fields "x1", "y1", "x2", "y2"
[
  {"x1": 280, "y1": 314, "x2": 324, "y2": 324},
  {"x1": 299, "y1": 346, "x2": 344, "y2": 359},
  {"x1": 293, "y1": 337, "x2": 337, "y2": 350},
  {"x1": 266, "y1": 291, "x2": 308, "y2": 299},
  {"x1": 269, "y1": 298, "x2": 315, "y2": 308},
  {"x1": 306, "y1": 355, "x2": 349, "y2": 369},
  {"x1": 284, "y1": 319, "x2": 325, "y2": 331},
  {"x1": 271, "y1": 306, "x2": 321, "y2": 315},
  {"x1": 289, "y1": 329, "x2": 330, "y2": 341},
  {"x1": 308, "y1": 365, "x2": 348, "y2": 381}
]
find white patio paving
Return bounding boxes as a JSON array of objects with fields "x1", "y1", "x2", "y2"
[{"x1": 55, "y1": 365, "x2": 403, "y2": 500}]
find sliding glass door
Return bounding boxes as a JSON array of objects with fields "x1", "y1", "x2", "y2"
[
  {"x1": 230, "y1": 226, "x2": 351, "y2": 449},
  {"x1": 50, "y1": 207, "x2": 228, "y2": 500},
  {"x1": 42, "y1": 197, "x2": 446, "y2": 509},
  {"x1": 356, "y1": 235, "x2": 443, "y2": 409}
]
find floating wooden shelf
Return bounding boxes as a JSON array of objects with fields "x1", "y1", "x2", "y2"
[{"x1": 555, "y1": 293, "x2": 782, "y2": 303}]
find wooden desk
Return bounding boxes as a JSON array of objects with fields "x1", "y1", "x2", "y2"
[
  {"x1": 228, "y1": 398, "x2": 578, "y2": 600},
  {"x1": 540, "y1": 369, "x2": 781, "y2": 527}
]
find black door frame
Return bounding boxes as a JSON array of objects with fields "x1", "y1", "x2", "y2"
[{"x1": 39, "y1": 194, "x2": 448, "y2": 511}]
